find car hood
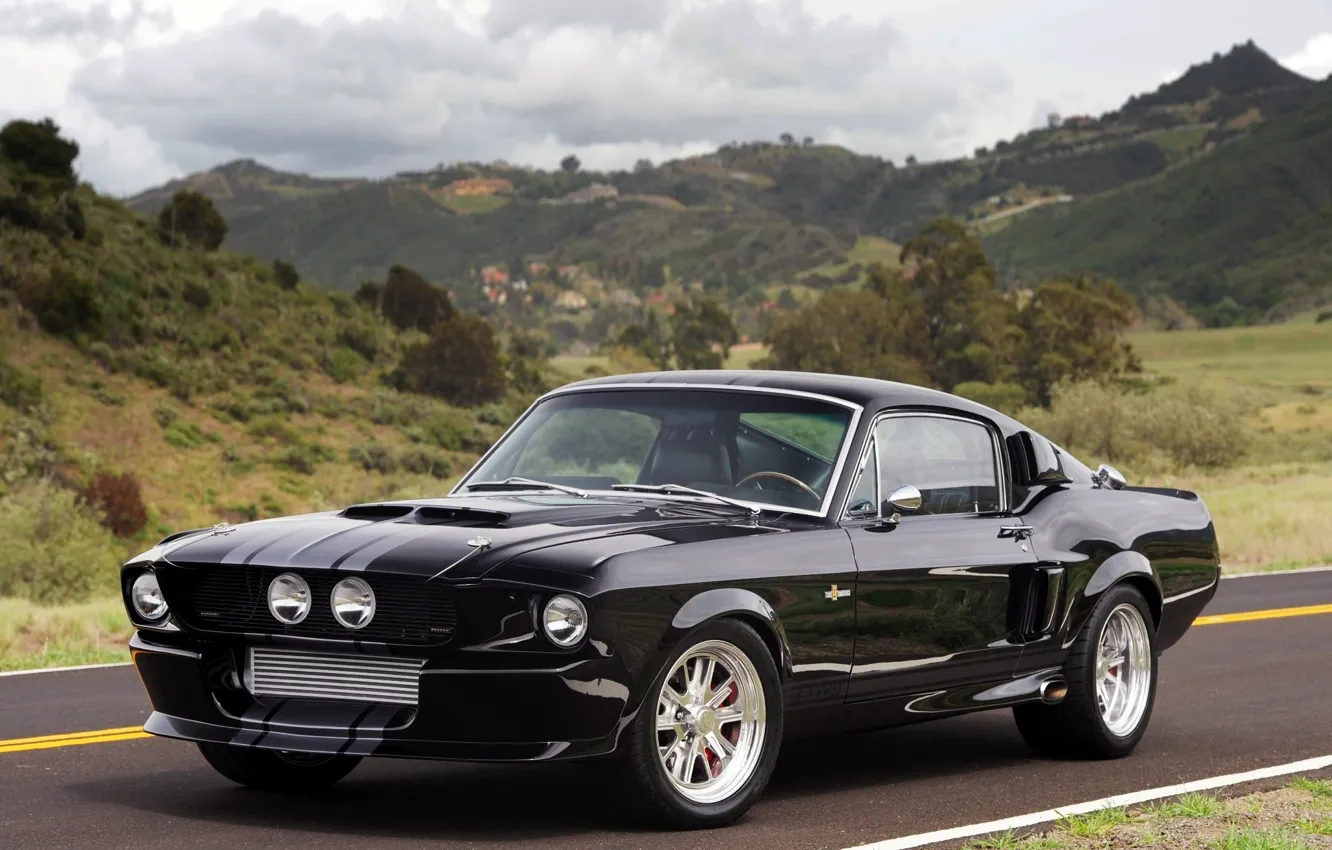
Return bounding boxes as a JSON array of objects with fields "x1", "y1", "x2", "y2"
[{"x1": 146, "y1": 494, "x2": 777, "y2": 582}]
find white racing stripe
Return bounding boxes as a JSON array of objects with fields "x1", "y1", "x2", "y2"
[{"x1": 839, "y1": 754, "x2": 1332, "y2": 850}]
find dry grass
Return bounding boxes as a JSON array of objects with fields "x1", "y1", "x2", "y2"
[
  {"x1": 962, "y1": 780, "x2": 1332, "y2": 849},
  {"x1": 0, "y1": 598, "x2": 131, "y2": 671}
]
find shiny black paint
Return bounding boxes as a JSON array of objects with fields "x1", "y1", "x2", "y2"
[{"x1": 124, "y1": 370, "x2": 1220, "y2": 764}]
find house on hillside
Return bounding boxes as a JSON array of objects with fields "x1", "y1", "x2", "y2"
[
  {"x1": 545, "y1": 183, "x2": 619, "y2": 205},
  {"x1": 527, "y1": 261, "x2": 550, "y2": 278},
  {"x1": 554, "y1": 290, "x2": 589, "y2": 311},
  {"x1": 557, "y1": 264, "x2": 581, "y2": 281},
  {"x1": 481, "y1": 265, "x2": 509, "y2": 285},
  {"x1": 1062, "y1": 115, "x2": 1097, "y2": 129},
  {"x1": 444, "y1": 177, "x2": 514, "y2": 196}
]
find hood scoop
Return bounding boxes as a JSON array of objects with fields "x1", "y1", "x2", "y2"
[
  {"x1": 414, "y1": 506, "x2": 510, "y2": 527},
  {"x1": 341, "y1": 504, "x2": 415, "y2": 521}
]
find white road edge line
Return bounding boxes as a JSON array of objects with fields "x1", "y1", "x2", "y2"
[
  {"x1": 839, "y1": 754, "x2": 1332, "y2": 850},
  {"x1": 1223, "y1": 564, "x2": 1332, "y2": 580},
  {"x1": 0, "y1": 661, "x2": 132, "y2": 678}
]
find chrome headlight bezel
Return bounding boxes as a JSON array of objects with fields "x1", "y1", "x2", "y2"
[
  {"x1": 542, "y1": 594, "x2": 589, "y2": 648},
  {"x1": 267, "y1": 573, "x2": 312, "y2": 625},
  {"x1": 129, "y1": 569, "x2": 170, "y2": 623},
  {"x1": 330, "y1": 577, "x2": 376, "y2": 630}
]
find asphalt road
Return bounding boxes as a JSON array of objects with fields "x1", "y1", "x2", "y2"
[{"x1": 2, "y1": 571, "x2": 1330, "y2": 850}]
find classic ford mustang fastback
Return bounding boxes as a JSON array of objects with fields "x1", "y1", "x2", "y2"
[{"x1": 123, "y1": 371, "x2": 1220, "y2": 828}]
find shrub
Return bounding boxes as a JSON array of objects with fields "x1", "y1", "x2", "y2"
[
  {"x1": 400, "y1": 448, "x2": 453, "y2": 480},
  {"x1": 0, "y1": 194, "x2": 44, "y2": 230},
  {"x1": 390, "y1": 314, "x2": 506, "y2": 406},
  {"x1": 412, "y1": 408, "x2": 487, "y2": 452},
  {"x1": 182, "y1": 281, "x2": 212, "y2": 309},
  {"x1": 323, "y1": 347, "x2": 362, "y2": 384},
  {"x1": 78, "y1": 471, "x2": 149, "y2": 538},
  {"x1": 157, "y1": 190, "x2": 227, "y2": 250},
  {"x1": 0, "y1": 118, "x2": 79, "y2": 187},
  {"x1": 0, "y1": 479, "x2": 122, "y2": 603},
  {"x1": 1317, "y1": 309, "x2": 1332, "y2": 324},
  {"x1": 163, "y1": 421, "x2": 206, "y2": 449},
  {"x1": 17, "y1": 265, "x2": 103, "y2": 339},
  {"x1": 349, "y1": 443, "x2": 397, "y2": 474},
  {"x1": 0, "y1": 360, "x2": 43, "y2": 414},
  {"x1": 378, "y1": 264, "x2": 456, "y2": 332},
  {"x1": 152, "y1": 403, "x2": 179, "y2": 429},
  {"x1": 274, "y1": 442, "x2": 334, "y2": 475},
  {"x1": 1020, "y1": 380, "x2": 1256, "y2": 471},
  {"x1": 272, "y1": 260, "x2": 300, "y2": 290},
  {"x1": 247, "y1": 416, "x2": 302, "y2": 445}
]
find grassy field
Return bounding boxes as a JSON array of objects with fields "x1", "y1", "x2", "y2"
[
  {"x1": 4, "y1": 321, "x2": 1329, "y2": 672},
  {"x1": 963, "y1": 778, "x2": 1332, "y2": 849}
]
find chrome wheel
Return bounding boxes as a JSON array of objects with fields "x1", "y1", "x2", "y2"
[
  {"x1": 656, "y1": 639, "x2": 766, "y2": 804},
  {"x1": 1096, "y1": 603, "x2": 1153, "y2": 737}
]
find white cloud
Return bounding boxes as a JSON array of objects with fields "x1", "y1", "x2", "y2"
[
  {"x1": 1283, "y1": 32, "x2": 1332, "y2": 79},
  {"x1": 3, "y1": 0, "x2": 1332, "y2": 195}
]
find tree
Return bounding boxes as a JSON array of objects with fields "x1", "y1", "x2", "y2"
[
  {"x1": 379, "y1": 264, "x2": 456, "y2": 332},
  {"x1": 560, "y1": 154, "x2": 581, "y2": 173},
  {"x1": 633, "y1": 158, "x2": 654, "y2": 173},
  {"x1": 272, "y1": 260, "x2": 300, "y2": 290},
  {"x1": 905, "y1": 154, "x2": 918, "y2": 166},
  {"x1": 611, "y1": 311, "x2": 671, "y2": 369},
  {"x1": 671, "y1": 297, "x2": 738, "y2": 370},
  {"x1": 779, "y1": 133, "x2": 796, "y2": 146},
  {"x1": 802, "y1": 136, "x2": 814, "y2": 146},
  {"x1": 157, "y1": 190, "x2": 227, "y2": 250},
  {"x1": 0, "y1": 118, "x2": 79, "y2": 189},
  {"x1": 867, "y1": 218, "x2": 1016, "y2": 390},
  {"x1": 391, "y1": 314, "x2": 506, "y2": 405},
  {"x1": 506, "y1": 328, "x2": 550, "y2": 396},
  {"x1": 1047, "y1": 112, "x2": 1062, "y2": 129},
  {"x1": 759, "y1": 288, "x2": 929, "y2": 384},
  {"x1": 1015, "y1": 273, "x2": 1141, "y2": 405}
]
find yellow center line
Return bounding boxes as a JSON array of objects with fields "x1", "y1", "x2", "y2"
[
  {"x1": 2, "y1": 603, "x2": 1329, "y2": 755},
  {"x1": 0, "y1": 727, "x2": 150, "y2": 754},
  {"x1": 1193, "y1": 604, "x2": 1332, "y2": 626}
]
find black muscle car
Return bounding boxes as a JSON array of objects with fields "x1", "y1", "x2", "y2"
[{"x1": 122, "y1": 371, "x2": 1220, "y2": 828}]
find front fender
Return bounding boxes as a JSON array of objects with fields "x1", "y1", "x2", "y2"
[{"x1": 622, "y1": 587, "x2": 793, "y2": 720}]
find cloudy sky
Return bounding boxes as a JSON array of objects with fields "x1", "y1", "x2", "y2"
[{"x1": 2, "y1": 0, "x2": 1331, "y2": 196}]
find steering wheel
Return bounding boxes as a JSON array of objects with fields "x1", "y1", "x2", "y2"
[{"x1": 735, "y1": 471, "x2": 820, "y2": 500}]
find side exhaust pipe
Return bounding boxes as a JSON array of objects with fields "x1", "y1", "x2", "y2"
[{"x1": 1040, "y1": 678, "x2": 1068, "y2": 704}]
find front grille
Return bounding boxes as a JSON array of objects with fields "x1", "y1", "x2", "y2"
[
  {"x1": 165, "y1": 565, "x2": 457, "y2": 645},
  {"x1": 248, "y1": 647, "x2": 423, "y2": 705}
]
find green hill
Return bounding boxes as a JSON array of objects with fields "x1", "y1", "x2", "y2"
[
  {"x1": 121, "y1": 41, "x2": 1328, "y2": 324},
  {"x1": 984, "y1": 80, "x2": 1332, "y2": 323},
  {"x1": 0, "y1": 148, "x2": 530, "y2": 546}
]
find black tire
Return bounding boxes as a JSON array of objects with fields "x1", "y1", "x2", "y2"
[
  {"x1": 1014, "y1": 584, "x2": 1158, "y2": 759},
  {"x1": 618, "y1": 619, "x2": 784, "y2": 829},
  {"x1": 197, "y1": 742, "x2": 361, "y2": 790}
]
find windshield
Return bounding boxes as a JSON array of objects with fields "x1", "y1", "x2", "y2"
[{"x1": 460, "y1": 389, "x2": 856, "y2": 513}]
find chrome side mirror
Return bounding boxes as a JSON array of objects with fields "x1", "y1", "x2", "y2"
[
  {"x1": 881, "y1": 485, "x2": 923, "y2": 525},
  {"x1": 1093, "y1": 464, "x2": 1127, "y2": 490}
]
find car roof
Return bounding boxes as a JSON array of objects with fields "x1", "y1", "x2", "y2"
[{"x1": 558, "y1": 370, "x2": 1026, "y2": 431}]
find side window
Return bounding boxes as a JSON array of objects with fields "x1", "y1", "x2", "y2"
[{"x1": 874, "y1": 416, "x2": 1001, "y2": 515}]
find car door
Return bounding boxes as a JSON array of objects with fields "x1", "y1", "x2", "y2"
[{"x1": 843, "y1": 411, "x2": 1037, "y2": 702}]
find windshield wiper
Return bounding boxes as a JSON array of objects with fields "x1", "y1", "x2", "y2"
[
  {"x1": 610, "y1": 484, "x2": 760, "y2": 518},
  {"x1": 465, "y1": 477, "x2": 588, "y2": 498}
]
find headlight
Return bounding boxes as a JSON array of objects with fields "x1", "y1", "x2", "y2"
[
  {"x1": 267, "y1": 573, "x2": 311, "y2": 624},
  {"x1": 331, "y1": 578, "x2": 375, "y2": 629},
  {"x1": 542, "y1": 594, "x2": 588, "y2": 647},
  {"x1": 130, "y1": 571, "x2": 169, "y2": 622}
]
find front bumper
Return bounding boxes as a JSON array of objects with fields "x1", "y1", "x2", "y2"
[{"x1": 129, "y1": 631, "x2": 630, "y2": 762}]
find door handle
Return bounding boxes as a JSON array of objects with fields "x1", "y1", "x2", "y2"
[{"x1": 999, "y1": 524, "x2": 1034, "y2": 541}]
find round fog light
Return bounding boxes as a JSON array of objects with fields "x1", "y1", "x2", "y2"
[
  {"x1": 542, "y1": 595, "x2": 588, "y2": 647},
  {"x1": 130, "y1": 571, "x2": 169, "y2": 622},
  {"x1": 331, "y1": 578, "x2": 375, "y2": 629},
  {"x1": 268, "y1": 573, "x2": 311, "y2": 624}
]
